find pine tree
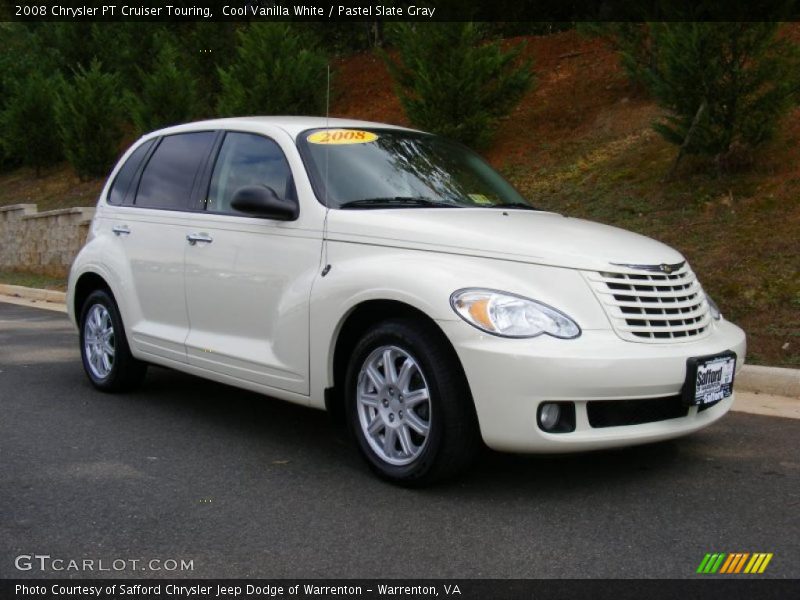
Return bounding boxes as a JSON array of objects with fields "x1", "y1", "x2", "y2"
[
  {"x1": 383, "y1": 22, "x2": 533, "y2": 148},
  {"x1": 644, "y1": 23, "x2": 800, "y2": 166},
  {"x1": 0, "y1": 22, "x2": 44, "y2": 170},
  {"x1": 56, "y1": 61, "x2": 126, "y2": 180},
  {"x1": 172, "y1": 22, "x2": 239, "y2": 115},
  {"x1": 128, "y1": 36, "x2": 200, "y2": 134},
  {"x1": 580, "y1": 23, "x2": 655, "y2": 90},
  {"x1": 216, "y1": 23, "x2": 328, "y2": 117},
  {"x1": 0, "y1": 71, "x2": 62, "y2": 175}
]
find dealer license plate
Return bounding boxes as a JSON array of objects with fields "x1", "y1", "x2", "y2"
[{"x1": 683, "y1": 351, "x2": 737, "y2": 406}]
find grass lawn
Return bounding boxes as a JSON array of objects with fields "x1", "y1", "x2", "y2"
[{"x1": 0, "y1": 270, "x2": 67, "y2": 291}]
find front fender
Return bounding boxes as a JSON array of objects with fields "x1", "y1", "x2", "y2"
[{"x1": 308, "y1": 241, "x2": 610, "y2": 407}]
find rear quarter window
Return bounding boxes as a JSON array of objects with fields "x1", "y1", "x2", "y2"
[{"x1": 106, "y1": 139, "x2": 154, "y2": 206}]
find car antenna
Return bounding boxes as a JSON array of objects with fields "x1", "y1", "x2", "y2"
[{"x1": 321, "y1": 63, "x2": 332, "y2": 277}]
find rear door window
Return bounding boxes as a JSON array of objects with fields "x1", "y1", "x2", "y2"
[
  {"x1": 107, "y1": 139, "x2": 154, "y2": 206},
  {"x1": 135, "y1": 132, "x2": 216, "y2": 210}
]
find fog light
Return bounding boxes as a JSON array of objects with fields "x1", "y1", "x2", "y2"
[
  {"x1": 536, "y1": 401, "x2": 576, "y2": 433},
  {"x1": 539, "y1": 403, "x2": 561, "y2": 431}
]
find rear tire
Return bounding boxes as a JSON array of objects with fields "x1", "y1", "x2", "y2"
[
  {"x1": 345, "y1": 318, "x2": 480, "y2": 486},
  {"x1": 79, "y1": 289, "x2": 147, "y2": 392}
]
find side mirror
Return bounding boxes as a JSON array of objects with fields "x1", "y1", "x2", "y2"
[{"x1": 230, "y1": 185, "x2": 298, "y2": 221}]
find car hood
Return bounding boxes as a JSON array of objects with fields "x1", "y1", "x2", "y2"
[{"x1": 325, "y1": 208, "x2": 684, "y2": 271}]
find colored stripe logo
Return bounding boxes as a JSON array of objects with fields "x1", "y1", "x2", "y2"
[{"x1": 697, "y1": 552, "x2": 773, "y2": 574}]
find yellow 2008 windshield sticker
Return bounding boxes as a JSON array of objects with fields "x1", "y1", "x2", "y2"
[
  {"x1": 469, "y1": 193, "x2": 493, "y2": 205},
  {"x1": 307, "y1": 130, "x2": 378, "y2": 145}
]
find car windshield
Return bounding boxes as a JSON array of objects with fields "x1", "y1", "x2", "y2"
[{"x1": 297, "y1": 128, "x2": 535, "y2": 210}]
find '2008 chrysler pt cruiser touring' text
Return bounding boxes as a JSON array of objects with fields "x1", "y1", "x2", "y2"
[{"x1": 67, "y1": 117, "x2": 746, "y2": 484}]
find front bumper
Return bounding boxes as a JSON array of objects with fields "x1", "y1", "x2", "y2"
[{"x1": 439, "y1": 318, "x2": 747, "y2": 452}]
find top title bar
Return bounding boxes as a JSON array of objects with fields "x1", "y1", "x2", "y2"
[{"x1": 3, "y1": 0, "x2": 800, "y2": 22}]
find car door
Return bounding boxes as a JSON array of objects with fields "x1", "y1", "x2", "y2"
[
  {"x1": 106, "y1": 131, "x2": 216, "y2": 364},
  {"x1": 183, "y1": 130, "x2": 322, "y2": 395}
]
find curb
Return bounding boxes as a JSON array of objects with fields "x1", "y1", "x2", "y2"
[
  {"x1": 0, "y1": 283, "x2": 66, "y2": 304},
  {"x1": 0, "y1": 284, "x2": 798, "y2": 398},
  {"x1": 736, "y1": 365, "x2": 800, "y2": 399}
]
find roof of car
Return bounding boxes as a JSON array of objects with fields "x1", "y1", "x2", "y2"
[{"x1": 147, "y1": 116, "x2": 418, "y2": 140}]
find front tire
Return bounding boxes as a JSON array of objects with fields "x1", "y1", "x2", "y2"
[
  {"x1": 345, "y1": 319, "x2": 480, "y2": 485},
  {"x1": 79, "y1": 289, "x2": 147, "y2": 392}
]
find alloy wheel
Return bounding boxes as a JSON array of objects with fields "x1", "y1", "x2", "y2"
[
  {"x1": 84, "y1": 304, "x2": 115, "y2": 380},
  {"x1": 356, "y1": 345, "x2": 432, "y2": 466}
]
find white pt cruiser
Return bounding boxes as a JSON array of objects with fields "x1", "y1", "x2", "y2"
[{"x1": 67, "y1": 117, "x2": 746, "y2": 485}]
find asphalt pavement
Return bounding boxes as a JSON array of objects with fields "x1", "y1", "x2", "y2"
[{"x1": 1, "y1": 302, "x2": 798, "y2": 579}]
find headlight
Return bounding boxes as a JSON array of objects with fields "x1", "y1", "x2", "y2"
[
  {"x1": 450, "y1": 288, "x2": 581, "y2": 339},
  {"x1": 706, "y1": 294, "x2": 722, "y2": 320}
]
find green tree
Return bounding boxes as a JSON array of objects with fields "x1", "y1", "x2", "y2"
[
  {"x1": 579, "y1": 22, "x2": 655, "y2": 89},
  {"x1": 644, "y1": 23, "x2": 800, "y2": 167},
  {"x1": 0, "y1": 23, "x2": 43, "y2": 169},
  {"x1": 0, "y1": 71, "x2": 62, "y2": 175},
  {"x1": 216, "y1": 23, "x2": 328, "y2": 117},
  {"x1": 383, "y1": 22, "x2": 533, "y2": 148},
  {"x1": 37, "y1": 22, "x2": 166, "y2": 85},
  {"x1": 56, "y1": 61, "x2": 126, "y2": 180},
  {"x1": 171, "y1": 22, "x2": 239, "y2": 116},
  {"x1": 128, "y1": 36, "x2": 200, "y2": 134},
  {"x1": 304, "y1": 22, "x2": 374, "y2": 54}
]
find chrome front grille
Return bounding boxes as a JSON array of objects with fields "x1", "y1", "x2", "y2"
[{"x1": 585, "y1": 262, "x2": 712, "y2": 343}]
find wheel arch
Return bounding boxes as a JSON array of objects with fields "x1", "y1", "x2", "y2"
[
  {"x1": 325, "y1": 299, "x2": 470, "y2": 426},
  {"x1": 73, "y1": 271, "x2": 114, "y2": 319}
]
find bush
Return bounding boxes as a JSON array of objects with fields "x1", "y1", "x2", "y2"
[
  {"x1": 643, "y1": 23, "x2": 800, "y2": 162},
  {"x1": 216, "y1": 23, "x2": 328, "y2": 117},
  {"x1": 56, "y1": 60, "x2": 126, "y2": 180},
  {"x1": 0, "y1": 71, "x2": 62, "y2": 175},
  {"x1": 128, "y1": 36, "x2": 200, "y2": 134},
  {"x1": 383, "y1": 22, "x2": 533, "y2": 148}
]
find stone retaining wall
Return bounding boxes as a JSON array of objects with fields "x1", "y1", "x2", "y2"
[{"x1": 0, "y1": 204, "x2": 94, "y2": 278}]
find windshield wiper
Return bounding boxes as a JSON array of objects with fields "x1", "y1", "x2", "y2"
[
  {"x1": 338, "y1": 197, "x2": 457, "y2": 209},
  {"x1": 485, "y1": 202, "x2": 541, "y2": 211}
]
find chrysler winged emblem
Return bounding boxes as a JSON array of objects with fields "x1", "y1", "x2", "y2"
[{"x1": 610, "y1": 261, "x2": 686, "y2": 273}]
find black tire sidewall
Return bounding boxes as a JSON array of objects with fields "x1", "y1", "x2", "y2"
[
  {"x1": 344, "y1": 321, "x2": 451, "y2": 483},
  {"x1": 79, "y1": 290, "x2": 129, "y2": 390}
]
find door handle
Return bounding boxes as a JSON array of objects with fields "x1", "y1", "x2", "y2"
[
  {"x1": 112, "y1": 225, "x2": 130, "y2": 236},
  {"x1": 186, "y1": 232, "x2": 213, "y2": 245}
]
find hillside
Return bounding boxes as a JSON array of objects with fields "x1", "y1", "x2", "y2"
[{"x1": 1, "y1": 30, "x2": 797, "y2": 367}]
